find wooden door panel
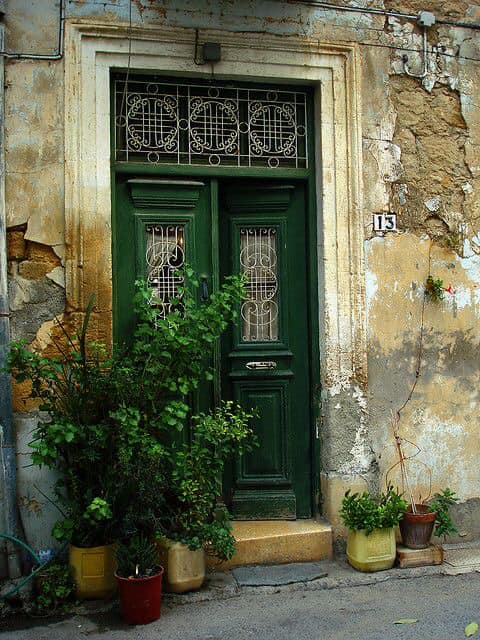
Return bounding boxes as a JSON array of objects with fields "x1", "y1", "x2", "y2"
[
  {"x1": 114, "y1": 176, "x2": 312, "y2": 520},
  {"x1": 220, "y1": 182, "x2": 311, "y2": 518},
  {"x1": 234, "y1": 381, "x2": 290, "y2": 482}
]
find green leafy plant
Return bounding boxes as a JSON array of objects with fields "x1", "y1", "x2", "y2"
[
  {"x1": 125, "y1": 274, "x2": 246, "y2": 432},
  {"x1": 161, "y1": 401, "x2": 256, "y2": 560},
  {"x1": 428, "y1": 488, "x2": 458, "y2": 538},
  {"x1": 7, "y1": 273, "x2": 251, "y2": 554},
  {"x1": 115, "y1": 535, "x2": 159, "y2": 579},
  {"x1": 7, "y1": 296, "x2": 127, "y2": 546},
  {"x1": 340, "y1": 485, "x2": 408, "y2": 535},
  {"x1": 425, "y1": 275, "x2": 444, "y2": 301},
  {"x1": 32, "y1": 563, "x2": 76, "y2": 615}
]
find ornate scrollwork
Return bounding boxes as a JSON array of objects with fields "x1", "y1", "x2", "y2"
[
  {"x1": 146, "y1": 225, "x2": 185, "y2": 318},
  {"x1": 115, "y1": 78, "x2": 308, "y2": 168},
  {"x1": 189, "y1": 98, "x2": 239, "y2": 154},
  {"x1": 240, "y1": 228, "x2": 279, "y2": 342},
  {"x1": 249, "y1": 102, "x2": 297, "y2": 157},
  {"x1": 125, "y1": 92, "x2": 178, "y2": 156}
]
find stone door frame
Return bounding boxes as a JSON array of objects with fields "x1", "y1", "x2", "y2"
[{"x1": 64, "y1": 21, "x2": 367, "y2": 508}]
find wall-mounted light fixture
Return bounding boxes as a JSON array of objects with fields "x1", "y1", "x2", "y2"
[{"x1": 194, "y1": 29, "x2": 221, "y2": 65}]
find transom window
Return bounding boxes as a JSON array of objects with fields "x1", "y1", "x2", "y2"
[{"x1": 114, "y1": 78, "x2": 308, "y2": 169}]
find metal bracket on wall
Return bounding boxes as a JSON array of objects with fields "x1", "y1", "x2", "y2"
[{"x1": 402, "y1": 12, "x2": 436, "y2": 80}]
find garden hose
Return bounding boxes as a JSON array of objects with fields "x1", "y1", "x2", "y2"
[{"x1": 0, "y1": 533, "x2": 65, "y2": 601}]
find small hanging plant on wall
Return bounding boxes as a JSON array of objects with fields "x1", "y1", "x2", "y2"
[{"x1": 425, "y1": 275, "x2": 445, "y2": 302}]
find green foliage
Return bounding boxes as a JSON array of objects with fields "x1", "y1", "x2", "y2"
[
  {"x1": 428, "y1": 488, "x2": 458, "y2": 538},
  {"x1": 161, "y1": 402, "x2": 256, "y2": 560},
  {"x1": 7, "y1": 274, "x2": 251, "y2": 556},
  {"x1": 126, "y1": 275, "x2": 245, "y2": 427},
  {"x1": 340, "y1": 485, "x2": 408, "y2": 535},
  {"x1": 115, "y1": 535, "x2": 159, "y2": 579},
  {"x1": 33, "y1": 563, "x2": 76, "y2": 616},
  {"x1": 7, "y1": 296, "x2": 127, "y2": 546},
  {"x1": 425, "y1": 275, "x2": 444, "y2": 301},
  {"x1": 465, "y1": 622, "x2": 479, "y2": 637}
]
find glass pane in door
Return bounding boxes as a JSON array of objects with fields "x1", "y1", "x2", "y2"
[
  {"x1": 239, "y1": 227, "x2": 278, "y2": 342},
  {"x1": 146, "y1": 224, "x2": 185, "y2": 318}
]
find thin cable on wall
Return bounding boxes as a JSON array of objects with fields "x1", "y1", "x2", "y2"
[
  {"x1": 304, "y1": 18, "x2": 480, "y2": 64},
  {"x1": 225, "y1": 19, "x2": 480, "y2": 65},
  {"x1": 358, "y1": 39, "x2": 480, "y2": 65},
  {"x1": 290, "y1": 0, "x2": 480, "y2": 31},
  {"x1": 118, "y1": 0, "x2": 134, "y2": 135}
]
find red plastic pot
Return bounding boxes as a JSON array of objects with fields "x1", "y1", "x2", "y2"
[
  {"x1": 399, "y1": 504, "x2": 436, "y2": 549},
  {"x1": 115, "y1": 567, "x2": 164, "y2": 625}
]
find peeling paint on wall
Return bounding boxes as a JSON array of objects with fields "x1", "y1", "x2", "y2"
[{"x1": 3, "y1": 0, "x2": 480, "y2": 534}]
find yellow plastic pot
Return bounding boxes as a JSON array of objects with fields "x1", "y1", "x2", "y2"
[
  {"x1": 346, "y1": 528, "x2": 396, "y2": 572},
  {"x1": 156, "y1": 539, "x2": 205, "y2": 593},
  {"x1": 69, "y1": 543, "x2": 117, "y2": 599}
]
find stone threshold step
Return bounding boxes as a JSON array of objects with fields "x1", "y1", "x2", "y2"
[{"x1": 210, "y1": 519, "x2": 333, "y2": 570}]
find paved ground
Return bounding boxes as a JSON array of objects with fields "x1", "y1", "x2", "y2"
[{"x1": 1, "y1": 542, "x2": 480, "y2": 639}]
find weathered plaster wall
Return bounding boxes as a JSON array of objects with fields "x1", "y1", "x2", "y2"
[{"x1": 3, "y1": 0, "x2": 480, "y2": 538}]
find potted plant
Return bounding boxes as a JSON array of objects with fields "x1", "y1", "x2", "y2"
[
  {"x1": 7, "y1": 296, "x2": 173, "y2": 598},
  {"x1": 121, "y1": 276, "x2": 255, "y2": 592},
  {"x1": 7, "y1": 274, "x2": 250, "y2": 598},
  {"x1": 7, "y1": 298, "x2": 123, "y2": 598},
  {"x1": 399, "y1": 488, "x2": 458, "y2": 549},
  {"x1": 390, "y1": 416, "x2": 458, "y2": 550},
  {"x1": 115, "y1": 535, "x2": 164, "y2": 625},
  {"x1": 156, "y1": 401, "x2": 256, "y2": 592},
  {"x1": 386, "y1": 269, "x2": 459, "y2": 552},
  {"x1": 340, "y1": 485, "x2": 408, "y2": 572}
]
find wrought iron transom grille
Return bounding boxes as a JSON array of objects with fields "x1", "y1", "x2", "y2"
[{"x1": 114, "y1": 78, "x2": 308, "y2": 169}]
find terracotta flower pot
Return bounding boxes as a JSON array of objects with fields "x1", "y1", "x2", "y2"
[
  {"x1": 399, "y1": 504, "x2": 436, "y2": 549},
  {"x1": 116, "y1": 567, "x2": 164, "y2": 625}
]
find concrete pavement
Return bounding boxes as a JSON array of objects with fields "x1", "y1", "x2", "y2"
[{"x1": 1, "y1": 541, "x2": 480, "y2": 638}]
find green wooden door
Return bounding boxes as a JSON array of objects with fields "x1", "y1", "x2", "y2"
[
  {"x1": 113, "y1": 177, "x2": 312, "y2": 519},
  {"x1": 220, "y1": 181, "x2": 311, "y2": 518}
]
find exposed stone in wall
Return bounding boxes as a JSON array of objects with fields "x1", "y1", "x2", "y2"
[
  {"x1": 8, "y1": 275, "x2": 65, "y2": 344},
  {"x1": 384, "y1": 1, "x2": 472, "y2": 20},
  {"x1": 389, "y1": 77, "x2": 472, "y2": 246},
  {"x1": 7, "y1": 229, "x2": 65, "y2": 344}
]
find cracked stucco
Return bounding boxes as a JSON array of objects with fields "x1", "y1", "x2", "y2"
[{"x1": 3, "y1": 0, "x2": 480, "y2": 533}]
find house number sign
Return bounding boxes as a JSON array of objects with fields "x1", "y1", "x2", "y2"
[{"x1": 372, "y1": 212, "x2": 397, "y2": 232}]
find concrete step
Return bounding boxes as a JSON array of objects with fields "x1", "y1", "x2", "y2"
[{"x1": 211, "y1": 519, "x2": 333, "y2": 569}]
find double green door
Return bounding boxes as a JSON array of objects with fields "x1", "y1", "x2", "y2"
[{"x1": 114, "y1": 176, "x2": 312, "y2": 518}]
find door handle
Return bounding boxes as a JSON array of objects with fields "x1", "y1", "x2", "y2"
[
  {"x1": 246, "y1": 361, "x2": 277, "y2": 370},
  {"x1": 200, "y1": 275, "x2": 209, "y2": 302}
]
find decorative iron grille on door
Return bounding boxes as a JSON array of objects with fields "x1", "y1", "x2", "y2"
[
  {"x1": 145, "y1": 224, "x2": 185, "y2": 319},
  {"x1": 240, "y1": 227, "x2": 279, "y2": 342},
  {"x1": 114, "y1": 78, "x2": 308, "y2": 169}
]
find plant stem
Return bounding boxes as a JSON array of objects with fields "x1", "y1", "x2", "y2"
[{"x1": 396, "y1": 242, "x2": 431, "y2": 421}]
